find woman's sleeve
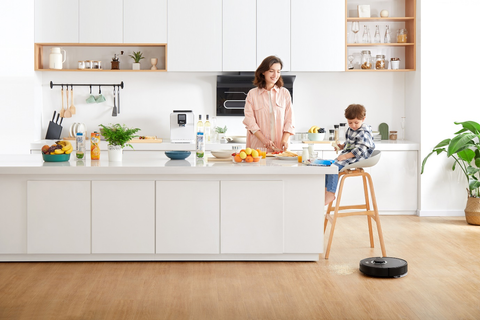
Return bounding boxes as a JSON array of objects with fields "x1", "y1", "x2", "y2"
[
  {"x1": 243, "y1": 90, "x2": 260, "y2": 133},
  {"x1": 283, "y1": 89, "x2": 295, "y2": 134}
]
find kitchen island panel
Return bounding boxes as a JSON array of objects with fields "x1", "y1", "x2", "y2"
[
  {"x1": 0, "y1": 176, "x2": 27, "y2": 253},
  {"x1": 156, "y1": 181, "x2": 220, "y2": 254},
  {"x1": 92, "y1": 181, "x2": 155, "y2": 254},
  {"x1": 27, "y1": 181, "x2": 91, "y2": 254},
  {"x1": 221, "y1": 181, "x2": 284, "y2": 254}
]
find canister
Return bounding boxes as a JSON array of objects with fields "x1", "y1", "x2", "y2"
[
  {"x1": 78, "y1": 61, "x2": 85, "y2": 69},
  {"x1": 375, "y1": 55, "x2": 386, "y2": 70},
  {"x1": 391, "y1": 58, "x2": 400, "y2": 70},
  {"x1": 361, "y1": 50, "x2": 372, "y2": 69}
]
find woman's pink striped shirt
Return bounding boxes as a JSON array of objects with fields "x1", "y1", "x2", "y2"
[{"x1": 242, "y1": 86, "x2": 295, "y2": 150}]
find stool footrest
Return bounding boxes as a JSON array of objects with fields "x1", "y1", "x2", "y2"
[
  {"x1": 329, "y1": 204, "x2": 368, "y2": 211},
  {"x1": 327, "y1": 210, "x2": 376, "y2": 218}
]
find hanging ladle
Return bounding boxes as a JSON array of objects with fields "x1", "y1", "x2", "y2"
[
  {"x1": 59, "y1": 85, "x2": 65, "y2": 117},
  {"x1": 63, "y1": 85, "x2": 72, "y2": 118},
  {"x1": 69, "y1": 85, "x2": 76, "y2": 115}
]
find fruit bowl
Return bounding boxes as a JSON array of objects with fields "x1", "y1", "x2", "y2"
[
  {"x1": 232, "y1": 155, "x2": 261, "y2": 163},
  {"x1": 42, "y1": 153, "x2": 71, "y2": 162},
  {"x1": 308, "y1": 133, "x2": 325, "y2": 141},
  {"x1": 165, "y1": 151, "x2": 191, "y2": 160}
]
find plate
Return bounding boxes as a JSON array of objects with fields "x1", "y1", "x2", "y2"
[
  {"x1": 273, "y1": 155, "x2": 298, "y2": 161},
  {"x1": 211, "y1": 150, "x2": 233, "y2": 158}
]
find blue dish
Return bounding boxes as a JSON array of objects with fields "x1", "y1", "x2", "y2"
[
  {"x1": 313, "y1": 159, "x2": 335, "y2": 166},
  {"x1": 165, "y1": 151, "x2": 191, "y2": 160}
]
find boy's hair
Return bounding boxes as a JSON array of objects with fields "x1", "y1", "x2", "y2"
[{"x1": 345, "y1": 104, "x2": 366, "y2": 120}]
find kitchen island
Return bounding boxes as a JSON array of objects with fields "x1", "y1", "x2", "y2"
[{"x1": 0, "y1": 152, "x2": 337, "y2": 262}]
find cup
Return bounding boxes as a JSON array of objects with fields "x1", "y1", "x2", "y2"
[
  {"x1": 297, "y1": 151, "x2": 303, "y2": 163},
  {"x1": 259, "y1": 148, "x2": 267, "y2": 159}
]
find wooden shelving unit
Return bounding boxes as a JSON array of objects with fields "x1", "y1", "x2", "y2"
[
  {"x1": 35, "y1": 43, "x2": 168, "y2": 72},
  {"x1": 345, "y1": 0, "x2": 416, "y2": 71}
]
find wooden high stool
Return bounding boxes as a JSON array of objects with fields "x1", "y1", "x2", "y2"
[{"x1": 324, "y1": 150, "x2": 386, "y2": 259}]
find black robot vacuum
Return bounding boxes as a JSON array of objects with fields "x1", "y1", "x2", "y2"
[{"x1": 359, "y1": 257, "x2": 408, "y2": 278}]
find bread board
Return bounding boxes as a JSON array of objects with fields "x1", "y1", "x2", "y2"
[
  {"x1": 302, "y1": 140, "x2": 332, "y2": 144},
  {"x1": 207, "y1": 156, "x2": 232, "y2": 162},
  {"x1": 62, "y1": 137, "x2": 163, "y2": 143}
]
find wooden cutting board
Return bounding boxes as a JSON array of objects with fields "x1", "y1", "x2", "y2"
[
  {"x1": 207, "y1": 156, "x2": 232, "y2": 162},
  {"x1": 302, "y1": 140, "x2": 332, "y2": 144},
  {"x1": 62, "y1": 137, "x2": 163, "y2": 143}
]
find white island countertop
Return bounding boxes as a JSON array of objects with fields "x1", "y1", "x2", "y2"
[{"x1": 0, "y1": 151, "x2": 338, "y2": 175}]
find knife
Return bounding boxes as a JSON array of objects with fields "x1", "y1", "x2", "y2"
[
  {"x1": 59, "y1": 116, "x2": 63, "y2": 126},
  {"x1": 55, "y1": 113, "x2": 60, "y2": 124},
  {"x1": 51, "y1": 111, "x2": 56, "y2": 122}
]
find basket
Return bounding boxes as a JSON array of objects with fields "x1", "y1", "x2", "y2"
[{"x1": 465, "y1": 196, "x2": 480, "y2": 225}]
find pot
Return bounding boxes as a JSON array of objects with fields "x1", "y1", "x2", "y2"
[
  {"x1": 465, "y1": 196, "x2": 480, "y2": 225},
  {"x1": 108, "y1": 145, "x2": 123, "y2": 162}
]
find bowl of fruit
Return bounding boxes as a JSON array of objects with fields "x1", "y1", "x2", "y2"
[
  {"x1": 308, "y1": 126, "x2": 325, "y2": 141},
  {"x1": 232, "y1": 148, "x2": 262, "y2": 163},
  {"x1": 41, "y1": 141, "x2": 73, "y2": 162}
]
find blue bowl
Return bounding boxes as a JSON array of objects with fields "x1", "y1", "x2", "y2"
[{"x1": 165, "y1": 151, "x2": 191, "y2": 160}]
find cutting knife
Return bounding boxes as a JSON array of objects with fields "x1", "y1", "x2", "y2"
[{"x1": 55, "y1": 113, "x2": 60, "y2": 124}]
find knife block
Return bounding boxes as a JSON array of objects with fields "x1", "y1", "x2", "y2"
[{"x1": 45, "y1": 121, "x2": 63, "y2": 140}]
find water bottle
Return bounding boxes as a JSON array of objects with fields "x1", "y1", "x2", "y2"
[
  {"x1": 75, "y1": 132, "x2": 85, "y2": 160},
  {"x1": 302, "y1": 147, "x2": 309, "y2": 164},
  {"x1": 196, "y1": 132, "x2": 205, "y2": 158}
]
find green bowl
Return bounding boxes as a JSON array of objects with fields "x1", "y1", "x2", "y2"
[{"x1": 42, "y1": 153, "x2": 71, "y2": 162}]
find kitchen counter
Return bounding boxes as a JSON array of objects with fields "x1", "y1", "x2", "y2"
[{"x1": 0, "y1": 152, "x2": 336, "y2": 262}]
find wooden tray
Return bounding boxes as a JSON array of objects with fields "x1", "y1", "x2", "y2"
[
  {"x1": 207, "y1": 156, "x2": 232, "y2": 162},
  {"x1": 62, "y1": 137, "x2": 163, "y2": 143},
  {"x1": 302, "y1": 140, "x2": 333, "y2": 144}
]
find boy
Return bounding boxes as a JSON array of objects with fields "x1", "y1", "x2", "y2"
[{"x1": 325, "y1": 104, "x2": 375, "y2": 205}]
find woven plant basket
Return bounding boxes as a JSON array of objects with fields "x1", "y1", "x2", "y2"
[{"x1": 465, "y1": 196, "x2": 480, "y2": 225}]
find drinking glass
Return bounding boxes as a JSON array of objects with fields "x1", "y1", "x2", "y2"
[{"x1": 351, "y1": 22, "x2": 360, "y2": 43}]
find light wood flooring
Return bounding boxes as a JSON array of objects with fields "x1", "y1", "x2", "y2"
[{"x1": 1, "y1": 216, "x2": 479, "y2": 320}]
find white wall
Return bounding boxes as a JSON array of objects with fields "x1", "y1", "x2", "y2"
[{"x1": 420, "y1": 0, "x2": 480, "y2": 216}]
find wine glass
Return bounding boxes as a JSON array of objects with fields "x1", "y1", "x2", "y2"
[{"x1": 351, "y1": 22, "x2": 360, "y2": 43}]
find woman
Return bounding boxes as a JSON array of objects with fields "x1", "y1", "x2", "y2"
[{"x1": 243, "y1": 56, "x2": 294, "y2": 152}]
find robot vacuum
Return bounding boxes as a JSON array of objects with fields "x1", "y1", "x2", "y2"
[{"x1": 359, "y1": 257, "x2": 408, "y2": 278}]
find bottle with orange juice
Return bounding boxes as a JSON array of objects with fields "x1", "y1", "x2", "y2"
[{"x1": 91, "y1": 131, "x2": 100, "y2": 160}]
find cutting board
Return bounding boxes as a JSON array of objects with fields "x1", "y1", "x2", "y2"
[
  {"x1": 207, "y1": 156, "x2": 232, "y2": 162},
  {"x1": 62, "y1": 137, "x2": 163, "y2": 143},
  {"x1": 302, "y1": 140, "x2": 332, "y2": 144}
]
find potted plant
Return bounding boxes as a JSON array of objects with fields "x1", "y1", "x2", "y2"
[
  {"x1": 421, "y1": 121, "x2": 480, "y2": 225},
  {"x1": 215, "y1": 125, "x2": 227, "y2": 143},
  {"x1": 99, "y1": 123, "x2": 141, "y2": 162},
  {"x1": 129, "y1": 51, "x2": 144, "y2": 70}
]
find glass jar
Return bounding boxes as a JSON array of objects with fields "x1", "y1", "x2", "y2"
[
  {"x1": 389, "y1": 131, "x2": 398, "y2": 140},
  {"x1": 85, "y1": 60, "x2": 93, "y2": 69},
  {"x1": 78, "y1": 61, "x2": 85, "y2": 69},
  {"x1": 92, "y1": 61, "x2": 99, "y2": 69},
  {"x1": 397, "y1": 28, "x2": 407, "y2": 43},
  {"x1": 328, "y1": 129, "x2": 335, "y2": 141},
  {"x1": 361, "y1": 50, "x2": 372, "y2": 69},
  {"x1": 375, "y1": 55, "x2": 386, "y2": 70},
  {"x1": 391, "y1": 58, "x2": 400, "y2": 70}
]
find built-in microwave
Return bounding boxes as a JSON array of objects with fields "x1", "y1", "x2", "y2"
[{"x1": 216, "y1": 74, "x2": 295, "y2": 116}]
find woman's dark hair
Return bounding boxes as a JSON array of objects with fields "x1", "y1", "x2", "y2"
[
  {"x1": 253, "y1": 56, "x2": 284, "y2": 89},
  {"x1": 345, "y1": 104, "x2": 367, "y2": 120}
]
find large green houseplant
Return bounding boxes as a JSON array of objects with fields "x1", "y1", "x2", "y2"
[
  {"x1": 421, "y1": 120, "x2": 480, "y2": 225},
  {"x1": 99, "y1": 123, "x2": 141, "y2": 161}
]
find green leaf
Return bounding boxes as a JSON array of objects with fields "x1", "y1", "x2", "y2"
[
  {"x1": 466, "y1": 166, "x2": 480, "y2": 175},
  {"x1": 447, "y1": 133, "x2": 476, "y2": 156},
  {"x1": 421, "y1": 150, "x2": 436, "y2": 174},
  {"x1": 469, "y1": 179, "x2": 480, "y2": 191},
  {"x1": 452, "y1": 162, "x2": 456, "y2": 171},
  {"x1": 434, "y1": 139, "x2": 451, "y2": 149},
  {"x1": 454, "y1": 121, "x2": 480, "y2": 134},
  {"x1": 458, "y1": 148, "x2": 475, "y2": 163}
]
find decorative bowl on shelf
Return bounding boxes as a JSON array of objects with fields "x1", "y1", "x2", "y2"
[
  {"x1": 165, "y1": 151, "x2": 191, "y2": 160},
  {"x1": 308, "y1": 133, "x2": 325, "y2": 141},
  {"x1": 42, "y1": 153, "x2": 71, "y2": 162}
]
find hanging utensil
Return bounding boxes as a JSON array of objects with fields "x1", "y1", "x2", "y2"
[
  {"x1": 112, "y1": 85, "x2": 118, "y2": 116},
  {"x1": 59, "y1": 86, "x2": 65, "y2": 117},
  {"x1": 64, "y1": 85, "x2": 72, "y2": 118},
  {"x1": 69, "y1": 85, "x2": 76, "y2": 115},
  {"x1": 117, "y1": 85, "x2": 120, "y2": 114}
]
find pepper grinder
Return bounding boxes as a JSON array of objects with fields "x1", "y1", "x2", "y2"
[{"x1": 111, "y1": 51, "x2": 124, "y2": 70}]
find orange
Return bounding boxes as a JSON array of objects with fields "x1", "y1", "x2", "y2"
[
  {"x1": 234, "y1": 154, "x2": 243, "y2": 163},
  {"x1": 240, "y1": 149, "x2": 246, "y2": 154},
  {"x1": 253, "y1": 157, "x2": 260, "y2": 162},
  {"x1": 245, "y1": 155, "x2": 253, "y2": 162}
]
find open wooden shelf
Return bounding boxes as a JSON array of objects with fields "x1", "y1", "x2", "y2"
[
  {"x1": 345, "y1": 0, "x2": 416, "y2": 71},
  {"x1": 35, "y1": 43, "x2": 168, "y2": 72}
]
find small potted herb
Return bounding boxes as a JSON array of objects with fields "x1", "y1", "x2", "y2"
[
  {"x1": 129, "y1": 51, "x2": 145, "y2": 70},
  {"x1": 215, "y1": 125, "x2": 228, "y2": 143},
  {"x1": 99, "y1": 123, "x2": 141, "y2": 161}
]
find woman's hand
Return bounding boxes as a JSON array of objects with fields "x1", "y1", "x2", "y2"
[{"x1": 280, "y1": 132, "x2": 291, "y2": 151}]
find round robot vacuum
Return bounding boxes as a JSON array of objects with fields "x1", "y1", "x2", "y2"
[{"x1": 359, "y1": 257, "x2": 408, "y2": 278}]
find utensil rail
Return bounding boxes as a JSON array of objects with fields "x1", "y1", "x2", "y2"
[{"x1": 50, "y1": 81, "x2": 124, "y2": 89}]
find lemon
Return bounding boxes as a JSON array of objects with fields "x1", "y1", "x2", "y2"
[
  {"x1": 251, "y1": 150, "x2": 259, "y2": 158},
  {"x1": 239, "y1": 151, "x2": 247, "y2": 159},
  {"x1": 245, "y1": 147, "x2": 252, "y2": 155}
]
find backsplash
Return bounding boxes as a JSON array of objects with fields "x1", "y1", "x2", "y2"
[{"x1": 40, "y1": 71, "x2": 406, "y2": 140}]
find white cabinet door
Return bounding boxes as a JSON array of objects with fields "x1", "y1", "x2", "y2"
[
  {"x1": 124, "y1": 0, "x2": 167, "y2": 43},
  {"x1": 223, "y1": 0, "x2": 256, "y2": 71},
  {"x1": 27, "y1": 181, "x2": 90, "y2": 254},
  {"x1": 168, "y1": 0, "x2": 222, "y2": 71},
  {"x1": 221, "y1": 181, "x2": 284, "y2": 254},
  {"x1": 156, "y1": 181, "x2": 220, "y2": 254},
  {"x1": 291, "y1": 0, "x2": 345, "y2": 71},
  {"x1": 35, "y1": 0, "x2": 79, "y2": 42},
  {"x1": 0, "y1": 177, "x2": 27, "y2": 253},
  {"x1": 79, "y1": 0, "x2": 123, "y2": 43},
  {"x1": 92, "y1": 181, "x2": 155, "y2": 254},
  {"x1": 257, "y1": 0, "x2": 290, "y2": 71},
  {"x1": 370, "y1": 151, "x2": 418, "y2": 212}
]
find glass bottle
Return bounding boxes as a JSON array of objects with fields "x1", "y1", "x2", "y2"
[
  {"x1": 384, "y1": 25, "x2": 391, "y2": 43},
  {"x1": 362, "y1": 25, "x2": 369, "y2": 43},
  {"x1": 75, "y1": 132, "x2": 85, "y2": 160},
  {"x1": 373, "y1": 25, "x2": 381, "y2": 43},
  {"x1": 196, "y1": 132, "x2": 205, "y2": 158},
  {"x1": 328, "y1": 129, "x2": 335, "y2": 141},
  {"x1": 339, "y1": 123, "x2": 346, "y2": 142},
  {"x1": 196, "y1": 114, "x2": 204, "y2": 133},
  {"x1": 210, "y1": 116, "x2": 217, "y2": 142},
  {"x1": 204, "y1": 114, "x2": 211, "y2": 142}
]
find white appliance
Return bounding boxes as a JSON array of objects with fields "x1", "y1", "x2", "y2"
[
  {"x1": 49, "y1": 47, "x2": 66, "y2": 69},
  {"x1": 170, "y1": 110, "x2": 195, "y2": 143}
]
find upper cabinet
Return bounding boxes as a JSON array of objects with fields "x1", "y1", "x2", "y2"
[
  {"x1": 291, "y1": 0, "x2": 345, "y2": 71},
  {"x1": 79, "y1": 0, "x2": 123, "y2": 43},
  {"x1": 257, "y1": 0, "x2": 291, "y2": 71},
  {"x1": 223, "y1": 0, "x2": 256, "y2": 72},
  {"x1": 124, "y1": 0, "x2": 167, "y2": 43},
  {"x1": 168, "y1": 0, "x2": 222, "y2": 71},
  {"x1": 35, "y1": 0, "x2": 79, "y2": 43}
]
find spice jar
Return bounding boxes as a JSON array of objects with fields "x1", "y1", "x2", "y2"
[
  {"x1": 389, "y1": 131, "x2": 398, "y2": 140},
  {"x1": 397, "y1": 29, "x2": 407, "y2": 43},
  {"x1": 328, "y1": 129, "x2": 335, "y2": 141},
  {"x1": 92, "y1": 61, "x2": 99, "y2": 69},
  {"x1": 85, "y1": 60, "x2": 93, "y2": 69},
  {"x1": 78, "y1": 61, "x2": 85, "y2": 69},
  {"x1": 390, "y1": 58, "x2": 400, "y2": 70},
  {"x1": 375, "y1": 55, "x2": 386, "y2": 70},
  {"x1": 361, "y1": 50, "x2": 372, "y2": 69}
]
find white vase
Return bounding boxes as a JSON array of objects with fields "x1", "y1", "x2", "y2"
[
  {"x1": 132, "y1": 63, "x2": 141, "y2": 70},
  {"x1": 108, "y1": 145, "x2": 123, "y2": 162}
]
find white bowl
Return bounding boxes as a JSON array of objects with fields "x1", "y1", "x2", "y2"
[
  {"x1": 211, "y1": 150, "x2": 233, "y2": 158},
  {"x1": 308, "y1": 133, "x2": 325, "y2": 141}
]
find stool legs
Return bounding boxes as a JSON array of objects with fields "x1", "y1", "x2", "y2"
[
  {"x1": 362, "y1": 174, "x2": 375, "y2": 248},
  {"x1": 365, "y1": 172, "x2": 387, "y2": 257}
]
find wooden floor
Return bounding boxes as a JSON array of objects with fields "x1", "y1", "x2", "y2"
[{"x1": 1, "y1": 216, "x2": 479, "y2": 320}]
